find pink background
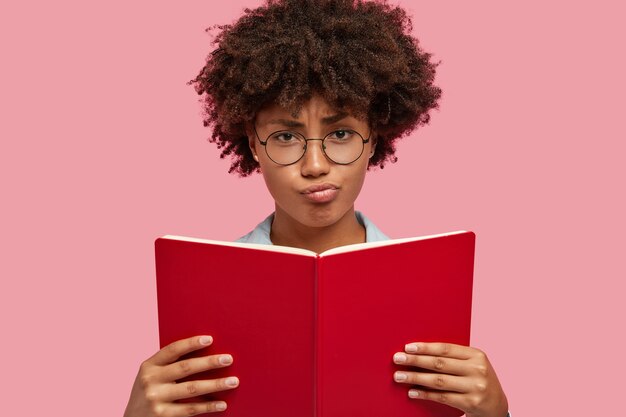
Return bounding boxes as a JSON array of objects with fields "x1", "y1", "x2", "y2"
[{"x1": 1, "y1": 1, "x2": 624, "y2": 415}]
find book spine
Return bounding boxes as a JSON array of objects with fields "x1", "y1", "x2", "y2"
[{"x1": 314, "y1": 254, "x2": 321, "y2": 417}]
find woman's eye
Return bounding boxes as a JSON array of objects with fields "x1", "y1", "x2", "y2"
[
  {"x1": 330, "y1": 130, "x2": 354, "y2": 140},
  {"x1": 274, "y1": 132, "x2": 295, "y2": 142}
]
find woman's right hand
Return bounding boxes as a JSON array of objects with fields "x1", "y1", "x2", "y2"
[{"x1": 123, "y1": 335, "x2": 239, "y2": 417}]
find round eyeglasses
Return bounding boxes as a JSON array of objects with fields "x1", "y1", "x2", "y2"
[{"x1": 253, "y1": 126, "x2": 371, "y2": 166}]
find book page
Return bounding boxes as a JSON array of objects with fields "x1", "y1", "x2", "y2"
[
  {"x1": 161, "y1": 235, "x2": 317, "y2": 257},
  {"x1": 319, "y1": 230, "x2": 468, "y2": 257}
]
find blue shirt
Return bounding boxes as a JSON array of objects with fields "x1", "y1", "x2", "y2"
[{"x1": 236, "y1": 211, "x2": 390, "y2": 244}]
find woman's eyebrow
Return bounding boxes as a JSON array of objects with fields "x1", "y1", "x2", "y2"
[
  {"x1": 321, "y1": 112, "x2": 348, "y2": 124},
  {"x1": 266, "y1": 119, "x2": 305, "y2": 128},
  {"x1": 265, "y1": 113, "x2": 349, "y2": 128}
]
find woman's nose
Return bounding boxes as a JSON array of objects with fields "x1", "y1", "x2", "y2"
[{"x1": 300, "y1": 139, "x2": 330, "y2": 177}]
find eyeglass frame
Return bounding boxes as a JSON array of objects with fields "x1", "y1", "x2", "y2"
[{"x1": 252, "y1": 124, "x2": 372, "y2": 166}]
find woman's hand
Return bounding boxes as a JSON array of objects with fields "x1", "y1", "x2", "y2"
[
  {"x1": 124, "y1": 335, "x2": 239, "y2": 417},
  {"x1": 392, "y1": 342, "x2": 508, "y2": 417}
]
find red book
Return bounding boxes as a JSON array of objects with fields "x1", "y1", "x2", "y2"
[{"x1": 155, "y1": 231, "x2": 475, "y2": 417}]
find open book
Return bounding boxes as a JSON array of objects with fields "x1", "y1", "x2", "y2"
[{"x1": 155, "y1": 231, "x2": 475, "y2": 417}]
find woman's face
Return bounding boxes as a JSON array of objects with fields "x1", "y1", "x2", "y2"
[{"x1": 247, "y1": 94, "x2": 375, "y2": 229}]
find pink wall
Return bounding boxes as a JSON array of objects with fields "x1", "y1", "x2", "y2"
[{"x1": 1, "y1": 1, "x2": 624, "y2": 415}]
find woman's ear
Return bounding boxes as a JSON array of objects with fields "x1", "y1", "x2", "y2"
[
  {"x1": 369, "y1": 133, "x2": 377, "y2": 159},
  {"x1": 245, "y1": 122, "x2": 260, "y2": 162}
]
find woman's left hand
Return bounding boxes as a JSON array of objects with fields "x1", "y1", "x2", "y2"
[{"x1": 392, "y1": 342, "x2": 508, "y2": 417}]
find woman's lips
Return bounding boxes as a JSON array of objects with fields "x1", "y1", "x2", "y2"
[{"x1": 301, "y1": 184, "x2": 339, "y2": 203}]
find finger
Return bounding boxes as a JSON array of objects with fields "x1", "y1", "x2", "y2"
[
  {"x1": 407, "y1": 388, "x2": 467, "y2": 411},
  {"x1": 160, "y1": 354, "x2": 234, "y2": 382},
  {"x1": 404, "y1": 342, "x2": 472, "y2": 360},
  {"x1": 160, "y1": 377, "x2": 240, "y2": 401},
  {"x1": 150, "y1": 336, "x2": 214, "y2": 366},
  {"x1": 393, "y1": 352, "x2": 468, "y2": 376},
  {"x1": 156, "y1": 400, "x2": 228, "y2": 416},
  {"x1": 394, "y1": 371, "x2": 471, "y2": 393}
]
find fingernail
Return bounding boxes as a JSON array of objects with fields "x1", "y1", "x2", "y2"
[
  {"x1": 219, "y1": 355, "x2": 233, "y2": 365},
  {"x1": 394, "y1": 371, "x2": 407, "y2": 382},
  {"x1": 405, "y1": 343, "x2": 419, "y2": 353},
  {"x1": 199, "y1": 336, "x2": 213, "y2": 345},
  {"x1": 393, "y1": 353, "x2": 407, "y2": 363},
  {"x1": 408, "y1": 389, "x2": 420, "y2": 398},
  {"x1": 215, "y1": 401, "x2": 227, "y2": 411},
  {"x1": 225, "y1": 376, "x2": 239, "y2": 387}
]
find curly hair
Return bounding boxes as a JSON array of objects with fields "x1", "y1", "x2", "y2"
[{"x1": 188, "y1": 0, "x2": 442, "y2": 176}]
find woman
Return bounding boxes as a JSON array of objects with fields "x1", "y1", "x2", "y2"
[{"x1": 124, "y1": 1, "x2": 510, "y2": 416}]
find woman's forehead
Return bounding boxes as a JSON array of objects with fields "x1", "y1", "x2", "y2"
[{"x1": 255, "y1": 95, "x2": 365, "y2": 124}]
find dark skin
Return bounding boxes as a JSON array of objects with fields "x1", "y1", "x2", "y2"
[
  {"x1": 124, "y1": 337, "x2": 508, "y2": 417},
  {"x1": 124, "y1": 97, "x2": 509, "y2": 417}
]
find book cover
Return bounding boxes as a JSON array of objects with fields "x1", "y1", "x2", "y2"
[{"x1": 155, "y1": 231, "x2": 475, "y2": 416}]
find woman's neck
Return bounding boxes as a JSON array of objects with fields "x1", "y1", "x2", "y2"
[{"x1": 270, "y1": 207, "x2": 366, "y2": 253}]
